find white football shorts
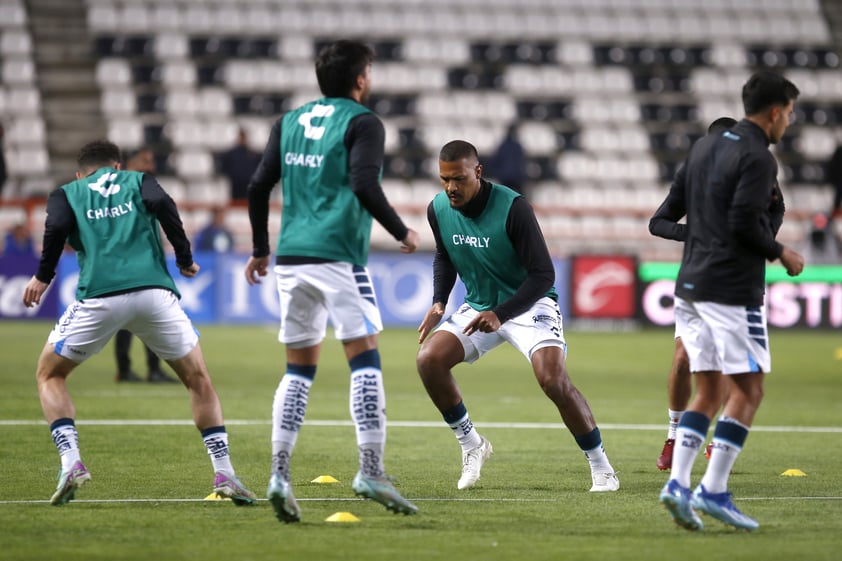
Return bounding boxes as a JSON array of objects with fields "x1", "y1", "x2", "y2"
[
  {"x1": 674, "y1": 296, "x2": 771, "y2": 375},
  {"x1": 435, "y1": 296, "x2": 566, "y2": 364},
  {"x1": 273, "y1": 262, "x2": 383, "y2": 346},
  {"x1": 48, "y1": 288, "x2": 199, "y2": 363}
]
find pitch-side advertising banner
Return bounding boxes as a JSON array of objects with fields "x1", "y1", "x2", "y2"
[
  {"x1": 640, "y1": 262, "x2": 842, "y2": 328},
  {"x1": 0, "y1": 255, "x2": 59, "y2": 319},
  {"x1": 570, "y1": 255, "x2": 637, "y2": 319},
  {"x1": 28, "y1": 252, "x2": 572, "y2": 327}
]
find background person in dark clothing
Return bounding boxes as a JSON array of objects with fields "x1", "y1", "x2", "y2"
[
  {"x1": 194, "y1": 205, "x2": 235, "y2": 253},
  {"x1": 649, "y1": 117, "x2": 737, "y2": 472},
  {"x1": 0, "y1": 125, "x2": 7, "y2": 197},
  {"x1": 114, "y1": 147, "x2": 178, "y2": 383},
  {"x1": 218, "y1": 128, "x2": 262, "y2": 202},
  {"x1": 659, "y1": 71, "x2": 804, "y2": 532},
  {"x1": 826, "y1": 144, "x2": 842, "y2": 218},
  {"x1": 485, "y1": 124, "x2": 527, "y2": 195}
]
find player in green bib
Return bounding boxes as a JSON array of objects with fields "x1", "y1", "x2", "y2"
[
  {"x1": 23, "y1": 140, "x2": 255, "y2": 507},
  {"x1": 417, "y1": 140, "x2": 619, "y2": 493},
  {"x1": 245, "y1": 39, "x2": 420, "y2": 522}
]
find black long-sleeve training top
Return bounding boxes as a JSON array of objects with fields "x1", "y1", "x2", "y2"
[
  {"x1": 427, "y1": 180, "x2": 555, "y2": 324},
  {"x1": 36, "y1": 175, "x2": 192, "y2": 284},
  {"x1": 650, "y1": 163, "x2": 785, "y2": 243},
  {"x1": 674, "y1": 119, "x2": 785, "y2": 306},
  {"x1": 247, "y1": 112, "x2": 408, "y2": 262}
]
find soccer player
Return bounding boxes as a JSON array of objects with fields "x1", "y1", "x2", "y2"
[
  {"x1": 22, "y1": 140, "x2": 256, "y2": 506},
  {"x1": 658, "y1": 71, "x2": 804, "y2": 531},
  {"x1": 244, "y1": 39, "x2": 421, "y2": 522},
  {"x1": 649, "y1": 117, "x2": 738, "y2": 471},
  {"x1": 416, "y1": 140, "x2": 619, "y2": 493}
]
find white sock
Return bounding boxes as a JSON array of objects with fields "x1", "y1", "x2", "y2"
[
  {"x1": 202, "y1": 429, "x2": 234, "y2": 474},
  {"x1": 51, "y1": 422, "x2": 81, "y2": 471},
  {"x1": 350, "y1": 367, "x2": 386, "y2": 477},
  {"x1": 670, "y1": 426, "x2": 704, "y2": 488},
  {"x1": 449, "y1": 413, "x2": 482, "y2": 453},
  {"x1": 667, "y1": 409, "x2": 684, "y2": 440},
  {"x1": 271, "y1": 373, "x2": 313, "y2": 480},
  {"x1": 584, "y1": 444, "x2": 614, "y2": 474},
  {"x1": 699, "y1": 416, "x2": 749, "y2": 493}
]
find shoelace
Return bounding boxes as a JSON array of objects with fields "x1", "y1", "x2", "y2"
[{"x1": 463, "y1": 448, "x2": 482, "y2": 469}]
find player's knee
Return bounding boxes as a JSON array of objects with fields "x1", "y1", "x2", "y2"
[{"x1": 535, "y1": 368, "x2": 570, "y2": 399}]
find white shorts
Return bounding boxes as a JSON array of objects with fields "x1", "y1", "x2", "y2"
[
  {"x1": 436, "y1": 297, "x2": 566, "y2": 364},
  {"x1": 274, "y1": 262, "x2": 383, "y2": 345},
  {"x1": 48, "y1": 288, "x2": 199, "y2": 363},
  {"x1": 674, "y1": 296, "x2": 771, "y2": 375}
]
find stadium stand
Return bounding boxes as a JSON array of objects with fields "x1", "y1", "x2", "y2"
[
  {"x1": 2, "y1": 0, "x2": 842, "y2": 260},
  {"x1": 0, "y1": 0, "x2": 52, "y2": 200}
]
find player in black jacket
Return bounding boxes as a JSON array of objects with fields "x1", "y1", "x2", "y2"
[{"x1": 658, "y1": 71, "x2": 804, "y2": 532}]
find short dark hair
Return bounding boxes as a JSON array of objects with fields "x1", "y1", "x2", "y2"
[
  {"x1": 315, "y1": 39, "x2": 374, "y2": 98},
  {"x1": 707, "y1": 117, "x2": 737, "y2": 134},
  {"x1": 439, "y1": 140, "x2": 479, "y2": 162},
  {"x1": 77, "y1": 140, "x2": 121, "y2": 170},
  {"x1": 742, "y1": 71, "x2": 799, "y2": 115}
]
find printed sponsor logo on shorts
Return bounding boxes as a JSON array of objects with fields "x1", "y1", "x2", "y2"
[
  {"x1": 58, "y1": 302, "x2": 82, "y2": 334},
  {"x1": 532, "y1": 311, "x2": 561, "y2": 338}
]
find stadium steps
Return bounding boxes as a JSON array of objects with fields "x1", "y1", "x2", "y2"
[{"x1": 24, "y1": 0, "x2": 106, "y2": 185}]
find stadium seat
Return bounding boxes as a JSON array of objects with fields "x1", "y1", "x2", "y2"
[
  {"x1": 107, "y1": 118, "x2": 144, "y2": 149},
  {"x1": 72, "y1": 0, "x2": 841, "y2": 258}
]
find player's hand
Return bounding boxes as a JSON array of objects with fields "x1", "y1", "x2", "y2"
[
  {"x1": 463, "y1": 310, "x2": 501, "y2": 335},
  {"x1": 179, "y1": 263, "x2": 200, "y2": 278},
  {"x1": 245, "y1": 255, "x2": 270, "y2": 285},
  {"x1": 418, "y1": 302, "x2": 446, "y2": 343},
  {"x1": 22, "y1": 276, "x2": 48, "y2": 308},
  {"x1": 400, "y1": 228, "x2": 420, "y2": 254},
  {"x1": 779, "y1": 246, "x2": 805, "y2": 277}
]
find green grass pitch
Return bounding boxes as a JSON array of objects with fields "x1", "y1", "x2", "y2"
[{"x1": 1, "y1": 321, "x2": 840, "y2": 561}]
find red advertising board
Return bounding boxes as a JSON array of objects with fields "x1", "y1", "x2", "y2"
[{"x1": 570, "y1": 255, "x2": 637, "y2": 319}]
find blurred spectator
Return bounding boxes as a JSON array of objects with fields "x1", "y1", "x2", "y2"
[
  {"x1": 3, "y1": 223, "x2": 35, "y2": 257},
  {"x1": 802, "y1": 212, "x2": 841, "y2": 265},
  {"x1": 217, "y1": 128, "x2": 262, "y2": 202},
  {"x1": 486, "y1": 124, "x2": 527, "y2": 196},
  {"x1": 124, "y1": 146, "x2": 156, "y2": 174},
  {"x1": 0, "y1": 125, "x2": 6, "y2": 197},
  {"x1": 114, "y1": 145, "x2": 178, "y2": 384},
  {"x1": 194, "y1": 206, "x2": 235, "y2": 253},
  {"x1": 828, "y1": 144, "x2": 842, "y2": 218}
]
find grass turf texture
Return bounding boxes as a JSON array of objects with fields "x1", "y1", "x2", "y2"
[{"x1": 1, "y1": 321, "x2": 840, "y2": 561}]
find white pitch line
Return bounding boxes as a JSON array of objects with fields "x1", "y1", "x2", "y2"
[
  {"x1": 2, "y1": 496, "x2": 839, "y2": 506},
  {"x1": 1, "y1": 419, "x2": 841, "y2": 433}
]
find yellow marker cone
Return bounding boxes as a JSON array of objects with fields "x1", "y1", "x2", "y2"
[
  {"x1": 834, "y1": 347, "x2": 842, "y2": 360},
  {"x1": 326, "y1": 512, "x2": 361, "y2": 523},
  {"x1": 781, "y1": 469, "x2": 807, "y2": 477},
  {"x1": 204, "y1": 492, "x2": 231, "y2": 500},
  {"x1": 311, "y1": 475, "x2": 340, "y2": 483}
]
